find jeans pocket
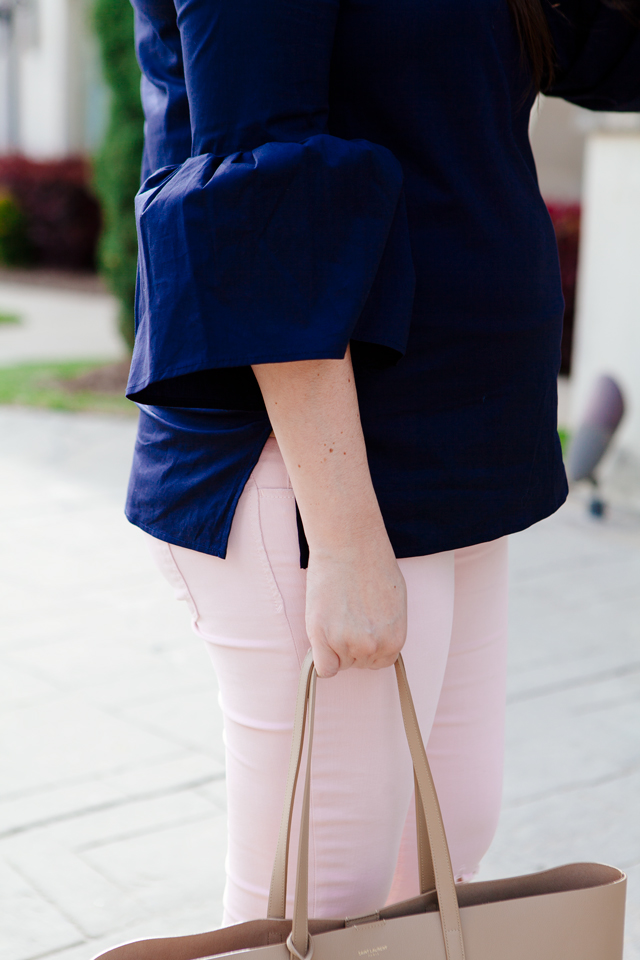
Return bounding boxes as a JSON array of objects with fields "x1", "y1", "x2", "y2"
[{"x1": 144, "y1": 533, "x2": 200, "y2": 621}]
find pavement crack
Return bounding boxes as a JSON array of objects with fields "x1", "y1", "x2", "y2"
[
  {"x1": 75, "y1": 809, "x2": 217, "y2": 852},
  {"x1": 503, "y1": 759, "x2": 640, "y2": 807},
  {"x1": 0, "y1": 750, "x2": 188, "y2": 804},
  {"x1": 507, "y1": 660, "x2": 640, "y2": 704},
  {"x1": 0, "y1": 772, "x2": 225, "y2": 840},
  {"x1": 7, "y1": 860, "x2": 87, "y2": 940}
]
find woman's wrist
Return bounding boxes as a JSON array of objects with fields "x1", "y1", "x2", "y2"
[{"x1": 304, "y1": 507, "x2": 393, "y2": 560}]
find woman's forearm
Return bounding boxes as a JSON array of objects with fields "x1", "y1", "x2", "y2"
[
  {"x1": 252, "y1": 346, "x2": 406, "y2": 677},
  {"x1": 252, "y1": 347, "x2": 385, "y2": 553}
]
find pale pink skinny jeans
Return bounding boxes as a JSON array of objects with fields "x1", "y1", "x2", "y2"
[{"x1": 147, "y1": 438, "x2": 509, "y2": 925}]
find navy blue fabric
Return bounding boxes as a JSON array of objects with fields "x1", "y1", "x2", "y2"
[
  {"x1": 134, "y1": 2, "x2": 191, "y2": 181},
  {"x1": 131, "y1": 139, "x2": 413, "y2": 396},
  {"x1": 127, "y1": 405, "x2": 273, "y2": 553},
  {"x1": 126, "y1": 0, "x2": 640, "y2": 560}
]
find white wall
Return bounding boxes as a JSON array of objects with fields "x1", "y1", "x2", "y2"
[
  {"x1": 571, "y1": 131, "x2": 640, "y2": 494},
  {"x1": 530, "y1": 96, "x2": 590, "y2": 202},
  {"x1": 531, "y1": 102, "x2": 640, "y2": 488},
  {"x1": 0, "y1": 5, "x2": 20, "y2": 151},
  {"x1": 19, "y1": 0, "x2": 70, "y2": 156},
  {"x1": 0, "y1": 0, "x2": 107, "y2": 158}
]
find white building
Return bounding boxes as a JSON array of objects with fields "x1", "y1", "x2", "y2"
[
  {"x1": 532, "y1": 99, "x2": 640, "y2": 504},
  {"x1": 0, "y1": 0, "x2": 107, "y2": 158}
]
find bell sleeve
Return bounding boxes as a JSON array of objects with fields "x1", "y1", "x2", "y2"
[
  {"x1": 127, "y1": 0, "x2": 415, "y2": 408},
  {"x1": 133, "y1": 0, "x2": 192, "y2": 181},
  {"x1": 544, "y1": 0, "x2": 640, "y2": 110}
]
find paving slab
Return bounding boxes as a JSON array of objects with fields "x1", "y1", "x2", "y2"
[
  {"x1": 4, "y1": 838, "x2": 151, "y2": 939},
  {"x1": 1, "y1": 406, "x2": 639, "y2": 959},
  {"x1": 0, "y1": 858, "x2": 84, "y2": 960},
  {"x1": 479, "y1": 493, "x2": 640, "y2": 960}
]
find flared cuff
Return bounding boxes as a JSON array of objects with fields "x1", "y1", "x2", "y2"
[{"x1": 127, "y1": 134, "x2": 415, "y2": 406}]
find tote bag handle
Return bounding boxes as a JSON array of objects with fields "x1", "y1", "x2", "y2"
[
  {"x1": 267, "y1": 651, "x2": 466, "y2": 960},
  {"x1": 267, "y1": 656, "x2": 434, "y2": 916}
]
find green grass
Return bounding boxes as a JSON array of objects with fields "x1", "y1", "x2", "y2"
[
  {"x1": 558, "y1": 426, "x2": 571, "y2": 458},
  {"x1": 0, "y1": 360, "x2": 136, "y2": 415},
  {"x1": 0, "y1": 311, "x2": 21, "y2": 325}
]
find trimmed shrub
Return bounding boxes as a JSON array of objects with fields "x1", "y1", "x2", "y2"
[
  {"x1": 546, "y1": 202, "x2": 581, "y2": 376},
  {"x1": 93, "y1": 0, "x2": 144, "y2": 350},
  {"x1": 0, "y1": 157, "x2": 100, "y2": 269}
]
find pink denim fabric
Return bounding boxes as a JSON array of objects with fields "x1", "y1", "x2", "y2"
[{"x1": 146, "y1": 438, "x2": 509, "y2": 924}]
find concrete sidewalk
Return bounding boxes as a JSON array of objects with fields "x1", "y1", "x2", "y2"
[
  {"x1": 0, "y1": 280, "x2": 123, "y2": 368},
  {"x1": 1, "y1": 406, "x2": 639, "y2": 960}
]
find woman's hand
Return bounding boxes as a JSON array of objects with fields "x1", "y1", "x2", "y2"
[
  {"x1": 252, "y1": 345, "x2": 406, "y2": 677},
  {"x1": 305, "y1": 538, "x2": 407, "y2": 678}
]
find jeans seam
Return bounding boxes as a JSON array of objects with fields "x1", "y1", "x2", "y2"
[
  {"x1": 256, "y1": 487, "x2": 308, "y2": 670},
  {"x1": 252, "y1": 481, "x2": 286, "y2": 614},
  {"x1": 165, "y1": 543, "x2": 200, "y2": 622}
]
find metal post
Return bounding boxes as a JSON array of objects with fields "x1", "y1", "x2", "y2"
[{"x1": 0, "y1": 0, "x2": 21, "y2": 151}]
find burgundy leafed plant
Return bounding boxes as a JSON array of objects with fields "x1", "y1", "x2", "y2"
[{"x1": 0, "y1": 156, "x2": 102, "y2": 271}]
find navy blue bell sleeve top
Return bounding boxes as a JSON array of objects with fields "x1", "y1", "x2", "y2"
[
  {"x1": 126, "y1": 0, "x2": 640, "y2": 561},
  {"x1": 127, "y1": 0, "x2": 415, "y2": 404}
]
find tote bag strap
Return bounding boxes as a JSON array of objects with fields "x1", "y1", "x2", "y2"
[
  {"x1": 393, "y1": 655, "x2": 465, "y2": 960},
  {"x1": 268, "y1": 651, "x2": 314, "y2": 920},
  {"x1": 268, "y1": 653, "x2": 434, "y2": 920},
  {"x1": 270, "y1": 652, "x2": 466, "y2": 960}
]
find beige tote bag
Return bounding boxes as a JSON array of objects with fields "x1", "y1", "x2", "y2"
[{"x1": 94, "y1": 650, "x2": 626, "y2": 960}]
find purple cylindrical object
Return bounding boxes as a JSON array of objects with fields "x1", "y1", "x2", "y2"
[{"x1": 566, "y1": 375, "x2": 625, "y2": 483}]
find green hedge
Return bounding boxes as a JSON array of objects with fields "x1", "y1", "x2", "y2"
[
  {"x1": 93, "y1": 0, "x2": 144, "y2": 350},
  {"x1": 0, "y1": 189, "x2": 32, "y2": 266}
]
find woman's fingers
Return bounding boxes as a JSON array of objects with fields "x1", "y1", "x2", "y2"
[
  {"x1": 311, "y1": 639, "x2": 343, "y2": 678},
  {"x1": 305, "y1": 547, "x2": 407, "y2": 673}
]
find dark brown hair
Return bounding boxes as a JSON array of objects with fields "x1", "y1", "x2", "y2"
[{"x1": 507, "y1": 0, "x2": 640, "y2": 93}]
